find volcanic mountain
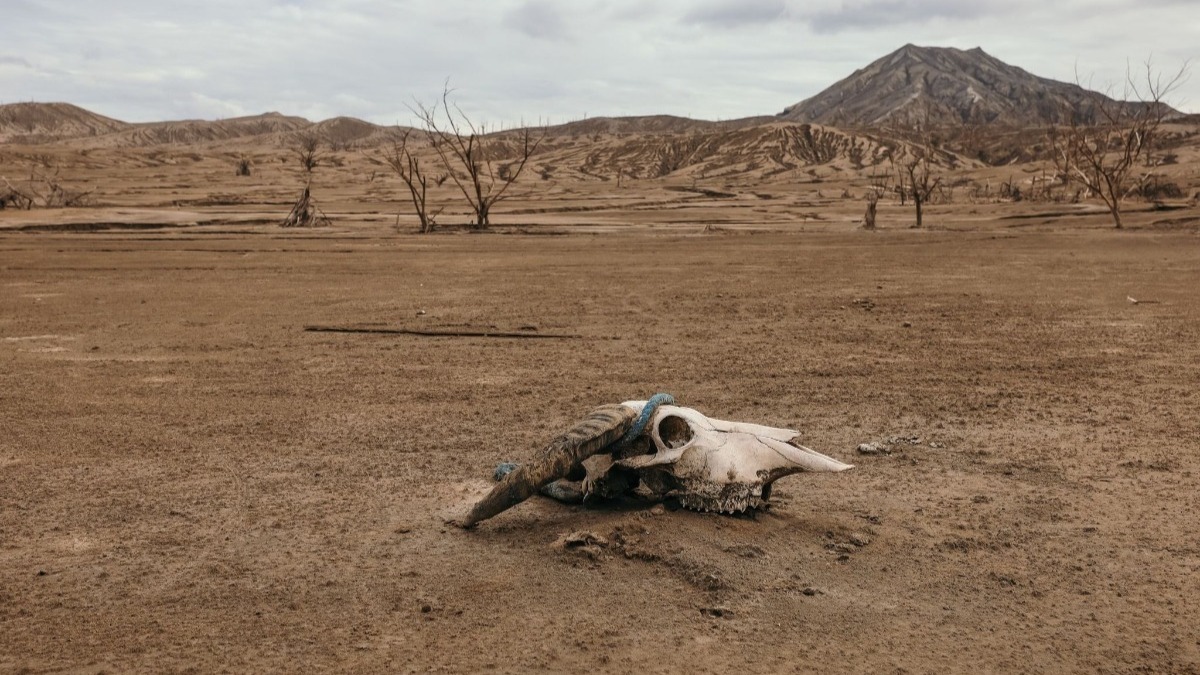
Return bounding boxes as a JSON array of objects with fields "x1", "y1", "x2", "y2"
[{"x1": 778, "y1": 44, "x2": 1137, "y2": 127}]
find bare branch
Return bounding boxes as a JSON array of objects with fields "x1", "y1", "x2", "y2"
[
  {"x1": 410, "y1": 83, "x2": 546, "y2": 228},
  {"x1": 292, "y1": 131, "x2": 325, "y2": 177},
  {"x1": 384, "y1": 128, "x2": 442, "y2": 233},
  {"x1": 1049, "y1": 58, "x2": 1189, "y2": 228}
]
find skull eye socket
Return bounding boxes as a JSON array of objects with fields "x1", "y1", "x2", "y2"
[{"x1": 657, "y1": 415, "x2": 694, "y2": 449}]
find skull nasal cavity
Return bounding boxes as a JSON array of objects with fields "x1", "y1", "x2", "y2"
[{"x1": 658, "y1": 415, "x2": 694, "y2": 448}]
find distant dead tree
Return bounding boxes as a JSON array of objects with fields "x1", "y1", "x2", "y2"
[
  {"x1": 0, "y1": 177, "x2": 34, "y2": 210},
  {"x1": 383, "y1": 129, "x2": 445, "y2": 234},
  {"x1": 862, "y1": 191, "x2": 878, "y2": 230},
  {"x1": 1, "y1": 164, "x2": 94, "y2": 209},
  {"x1": 413, "y1": 85, "x2": 545, "y2": 228},
  {"x1": 862, "y1": 169, "x2": 890, "y2": 230},
  {"x1": 294, "y1": 131, "x2": 325, "y2": 175},
  {"x1": 1049, "y1": 60, "x2": 1189, "y2": 228},
  {"x1": 890, "y1": 143, "x2": 941, "y2": 228},
  {"x1": 282, "y1": 131, "x2": 330, "y2": 228},
  {"x1": 883, "y1": 104, "x2": 946, "y2": 228}
]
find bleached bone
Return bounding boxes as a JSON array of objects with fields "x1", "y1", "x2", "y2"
[{"x1": 457, "y1": 397, "x2": 851, "y2": 527}]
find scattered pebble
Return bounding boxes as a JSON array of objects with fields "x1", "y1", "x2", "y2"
[
  {"x1": 848, "y1": 533, "x2": 871, "y2": 547},
  {"x1": 553, "y1": 531, "x2": 609, "y2": 560},
  {"x1": 857, "y1": 442, "x2": 890, "y2": 455},
  {"x1": 902, "y1": 321, "x2": 913, "y2": 328},
  {"x1": 557, "y1": 531, "x2": 608, "y2": 549}
]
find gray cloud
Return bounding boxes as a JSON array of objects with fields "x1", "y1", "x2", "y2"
[
  {"x1": 806, "y1": 0, "x2": 1001, "y2": 33},
  {"x1": 0, "y1": 0, "x2": 1194, "y2": 121},
  {"x1": 0, "y1": 55, "x2": 34, "y2": 69},
  {"x1": 504, "y1": 1, "x2": 569, "y2": 40},
  {"x1": 683, "y1": 0, "x2": 788, "y2": 27}
]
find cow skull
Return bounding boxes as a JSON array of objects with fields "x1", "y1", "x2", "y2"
[
  {"x1": 458, "y1": 396, "x2": 852, "y2": 528},
  {"x1": 604, "y1": 401, "x2": 853, "y2": 512}
]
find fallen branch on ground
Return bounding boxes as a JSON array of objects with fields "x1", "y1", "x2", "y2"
[{"x1": 304, "y1": 325, "x2": 587, "y2": 339}]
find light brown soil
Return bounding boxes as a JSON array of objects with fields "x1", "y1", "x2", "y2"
[{"x1": 2, "y1": 220, "x2": 1199, "y2": 673}]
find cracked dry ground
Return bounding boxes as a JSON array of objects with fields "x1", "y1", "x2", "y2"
[{"x1": 2, "y1": 229, "x2": 1198, "y2": 673}]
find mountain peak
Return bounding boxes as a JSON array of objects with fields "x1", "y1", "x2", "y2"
[{"x1": 779, "y1": 45, "x2": 1113, "y2": 126}]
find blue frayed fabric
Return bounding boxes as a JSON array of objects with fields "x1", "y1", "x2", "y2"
[{"x1": 616, "y1": 393, "x2": 675, "y2": 449}]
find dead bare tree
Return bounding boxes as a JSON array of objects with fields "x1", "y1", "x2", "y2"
[
  {"x1": 282, "y1": 131, "x2": 330, "y2": 227},
  {"x1": 862, "y1": 169, "x2": 890, "y2": 230},
  {"x1": 1, "y1": 164, "x2": 94, "y2": 209},
  {"x1": 413, "y1": 86, "x2": 545, "y2": 228},
  {"x1": 885, "y1": 102, "x2": 948, "y2": 228},
  {"x1": 1049, "y1": 60, "x2": 1189, "y2": 228},
  {"x1": 384, "y1": 129, "x2": 445, "y2": 233},
  {"x1": 0, "y1": 176, "x2": 35, "y2": 209},
  {"x1": 890, "y1": 144, "x2": 941, "y2": 228},
  {"x1": 294, "y1": 131, "x2": 324, "y2": 176},
  {"x1": 862, "y1": 192, "x2": 878, "y2": 230}
]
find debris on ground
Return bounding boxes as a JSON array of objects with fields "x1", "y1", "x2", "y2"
[{"x1": 857, "y1": 442, "x2": 890, "y2": 455}]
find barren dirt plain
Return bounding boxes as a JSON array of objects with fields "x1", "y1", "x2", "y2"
[{"x1": 2, "y1": 136, "x2": 1200, "y2": 673}]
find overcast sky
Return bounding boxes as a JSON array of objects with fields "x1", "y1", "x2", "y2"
[{"x1": 1, "y1": 0, "x2": 1196, "y2": 125}]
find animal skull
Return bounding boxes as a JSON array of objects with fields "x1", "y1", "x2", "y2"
[
  {"x1": 458, "y1": 397, "x2": 852, "y2": 527},
  {"x1": 605, "y1": 401, "x2": 853, "y2": 512}
]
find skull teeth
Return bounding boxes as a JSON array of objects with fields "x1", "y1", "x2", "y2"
[{"x1": 677, "y1": 491, "x2": 766, "y2": 514}]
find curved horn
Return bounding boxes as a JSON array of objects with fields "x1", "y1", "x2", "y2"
[{"x1": 457, "y1": 404, "x2": 637, "y2": 528}]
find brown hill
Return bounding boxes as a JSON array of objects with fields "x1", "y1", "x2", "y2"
[
  {"x1": 530, "y1": 122, "x2": 976, "y2": 182},
  {"x1": 0, "y1": 102, "x2": 130, "y2": 143},
  {"x1": 778, "y1": 44, "x2": 1163, "y2": 127},
  {"x1": 308, "y1": 116, "x2": 391, "y2": 149},
  {"x1": 76, "y1": 112, "x2": 312, "y2": 148},
  {"x1": 546, "y1": 115, "x2": 772, "y2": 137}
]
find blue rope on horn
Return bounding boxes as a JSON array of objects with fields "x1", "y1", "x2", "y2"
[{"x1": 615, "y1": 393, "x2": 675, "y2": 450}]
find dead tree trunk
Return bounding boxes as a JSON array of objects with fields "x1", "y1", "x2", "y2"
[
  {"x1": 863, "y1": 194, "x2": 878, "y2": 230},
  {"x1": 281, "y1": 186, "x2": 330, "y2": 228},
  {"x1": 384, "y1": 130, "x2": 444, "y2": 233},
  {"x1": 282, "y1": 132, "x2": 329, "y2": 227}
]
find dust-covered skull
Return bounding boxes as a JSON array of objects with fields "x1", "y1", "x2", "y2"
[
  {"x1": 604, "y1": 401, "x2": 853, "y2": 512},
  {"x1": 457, "y1": 396, "x2": 852, "y2": 528}
]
